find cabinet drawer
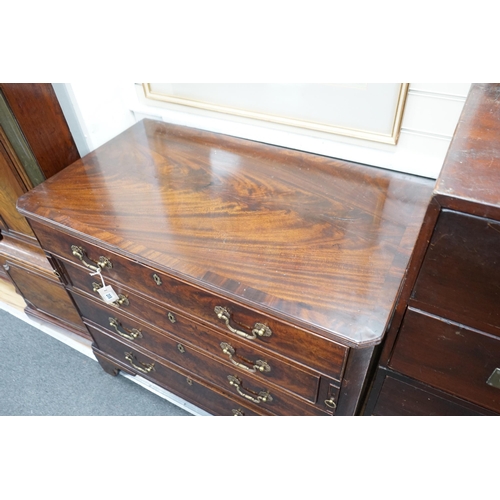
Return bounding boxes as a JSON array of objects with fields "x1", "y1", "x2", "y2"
[
  {"x1": 38, "y1": 226, "x2": 348, "y2": 379},
  {"x1": 371, "y1": 374, "x2": 491, "y2": 416},
  {"x1": 89, "y1": 324, "x2": 329, "y2": 416},
  {"x1": 70, "y1": 289, "x2": 321, "y2": 402},
  {"x1": 411, "y1": 210, "x2": 500, "y2": 337},
  {"x1": 93, "y1": 348, "x2": 264, "y2": 416},
  {"x1": 389, "y1": 308, "x2": 500, "y2": 413}
]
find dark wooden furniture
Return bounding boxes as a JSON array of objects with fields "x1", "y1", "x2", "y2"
[
  {"x1": 17, "y1": 119, "x2": 433, "y2": 415},
  {"x1": 0, "y1": 84, "x2": 86, "y2": 336},
  {"x1": 364, "y1": 83, "x2": 500, "y2": 416}
]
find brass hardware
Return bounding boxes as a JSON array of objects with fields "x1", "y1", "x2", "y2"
[
  {"x1": 486, "y1": 367, "x2": 500, "y2": 389},
  {"x1": 214, "y1": 306, "x2": 272, "y2": 340},
  {"x1": 71, "y1": 245, "x2": 112, "y2": 272},
  {"x1": 167, "y1": 312, "x2": 176, "y2": 323},
  {"x1": 92, "y1": 282, "x2": 128, "y2": 307},
  {"x1": 177, "y1": 343, "x2": 185, "y2": 353},
  {"x1": 53, "y1": 270, "x2": 61, "y2": 278},
  {"x1": 253, "y1": 323, "x2": 272, "y2": 337},
  {"x1": 220, "y1": 342, "x2": 271, "y2": 374},
  {"x1": 153, "y1": 273, "x2": 162, "y2": 286},
  {"x1": 109, "y1": 317, "x2": 142, "y2": 340},
  {"x1": 3, "y1": 264, "x2": 9, "y2": 271},
  {"x1": 324, "y1": 398, "x2": 337, "y2": 409},
  {"x1": 124, "y1": 352, "x2": 154, "y2": 373},
  {"x1": 114, "y1": 295, "x2": 129, "y2": 307},
  {"x1": 232, "y1": 409, "x2": 245, "y2": 416},
  {"x1": 186, "y1": 377, "x2": 193, "y2": 385},
  {"x1": 227, "y1": 375, "x2": 272, "y2": 404}
]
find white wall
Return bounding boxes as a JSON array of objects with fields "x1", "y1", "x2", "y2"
[{"x1": 55, "y1": 83, "x2": 471, "y2": 179}]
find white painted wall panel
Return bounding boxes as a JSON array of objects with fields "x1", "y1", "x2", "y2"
[
  {"x1": 401, "y1": 93, "x2": 466, "y2": 137},
  {"x1": 410, "y1": 83, "x2": 471, "y2": 97}
]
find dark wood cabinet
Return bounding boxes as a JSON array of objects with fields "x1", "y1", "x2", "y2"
[
  {"x1": 0, "y1": 83, "x2": 86, "y2": 336},
  {"x1": 364, "y1": 83, "x2": 500, "y2": 416},
  {"x1": 17, "y1": 119, "x2": 433, "y2": 415}
]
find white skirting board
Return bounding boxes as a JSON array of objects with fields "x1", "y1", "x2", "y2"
[{"x1": 0, "y1": 299, "x2": 210, "y2": 416}]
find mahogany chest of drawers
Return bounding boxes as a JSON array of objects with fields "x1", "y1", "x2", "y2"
[
  {"x1": 17, "y1": 119, "x2": 433, "y2": 416},
  {"x1": 364, "y1": 83, "x2": 500, "y2": 416}
]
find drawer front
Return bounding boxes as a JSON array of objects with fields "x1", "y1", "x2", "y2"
[
  {"x1": 89, "y1": 324, "x2": 329, "y2": 416},
  {"x1": 5, "y1": 261, "x2": 85, "y2": 331},
  {"x1": 37, "y1": 226, "x2": 348, "y2": 378},
  {"x1": 93, "y1": 348, "x2": 264, "y2": 416},
  {"x1": 70, "y1": 288, "x2": 321, "y2": 402},
  {"x1": 411, "y1": 210, "x2": 500, "y2": 337},
  {"x1": 371, "y1": 374, "x2": 491, "y2": 416},
  {"x1": 389, "y1": 308, "x2": 500, "y2": 413}
]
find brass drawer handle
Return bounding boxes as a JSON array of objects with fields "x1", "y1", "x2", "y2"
[
  {"x1": 220, "y1": 342, "x2": 271, "y2": 374},
  {"x1": 109, "y1": 317, "x2": 143, "y2": 340},
  {"x1": 113, "y1": 295, "x2": 129, "y2": 307},
  {"x1": 92, "y1": 282, "x2": 129, "y2": 307},
  {"x1": 214, "y1": 306, "x2": 272, "y2": 340},
  {"x1": 71, "y1": 245, "x2": 112, "y2": 272},
  {"x1": 124, "y1": 352, "x2": 155, "y2": 374},
  {"x1": 324, "y1": 398, "x2": 337, "y2": 409},
  {"x1": 227, "y1": 375, "x2": 273, "y2": 404}
]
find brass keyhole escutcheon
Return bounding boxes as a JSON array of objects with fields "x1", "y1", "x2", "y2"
[
  {"x1": 153, "y1": 273, "x2": 162, "y2": 286},
  {"x1": 186, "y1": 377, "x2": 193, "y2": 386},
  {"x1": 177, "y1": 343, "x2": 185, "y2": 353},
  {"x1": 168, "y1": 312, "x2": 176, "y2": 323}
]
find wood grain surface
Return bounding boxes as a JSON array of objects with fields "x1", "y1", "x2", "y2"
[
  {"x1": 0, "y1": 84, "x2": 80, "y2": 180},
  {"x1": 435, "y1": 83, "x2": 500, "y2": 216},
  {"x1": 18, "y1": 120, "x2": 434, "y2": 346}
]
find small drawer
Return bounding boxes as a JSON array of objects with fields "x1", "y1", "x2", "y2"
[
  {"x1": 39, "y1": 226, "x2": 348, "y2": 379},
  {"x1": 89, "y1": 324, "x2": 329, "y2": 416},
  {"x1": 389, "y1": 308, "x2": 500, "y2": 413},
  {"x1": 93, "y1": 348, "x2": 265, "y2": 416},
  {"x1": 411, "y1": 210, "x2": 500, "y2": 337},
  {"x1": 70, "y1": 288, "x2": 321, "y2": 402}
]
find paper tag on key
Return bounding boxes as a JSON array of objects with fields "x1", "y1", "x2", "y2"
[
  {"x1": 97, "y1": 285, "x2": 120, "y2": 304},
  {"x1": 90, "y1": 268, "x2": 119, "y2": 304}
]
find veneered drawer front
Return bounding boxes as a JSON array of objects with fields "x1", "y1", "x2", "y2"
[
  {"x1": 69, "y1": 289, "x2": 321, "y2": 403},
  {"x1": 93, "y1": 348, "x2": 265, "y2": 416},
  {"x1": 36, "y1": 225, "x2": 348, "y2": 379},
  {"x1": 411, "y1": 210, "x2": 500, "y2": 337},
  {"x1": 89, "y1": 324, "x2": 329, "y2": 416},
  {"x1": 389, "y1": 308, "x2": 500, "y2": 413},
  {"x1": 371, "y1": 374, "x2": 491, "y2": 416}
]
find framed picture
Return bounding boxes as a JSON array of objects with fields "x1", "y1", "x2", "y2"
[{"x1": 143, "y1": 83, "x2": 409, "y2": 145}]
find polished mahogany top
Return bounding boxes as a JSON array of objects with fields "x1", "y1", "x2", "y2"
[
  {"x1": 18, "y1": 120, "x2": 433, "y2": 346},
  {"x1": 435, "y1": 83, "x2": 500, "y2": 218}
]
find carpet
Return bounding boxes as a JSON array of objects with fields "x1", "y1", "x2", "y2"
[{"x1": 0, "y1": 308, "x2": 191, "y2": 416}]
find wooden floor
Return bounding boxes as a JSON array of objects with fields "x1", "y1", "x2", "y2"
[
  {"x1": 0, "y1": 277, "x2": 26, "y2": 312},
  {"x1": 0, "y1": 278, "x2": 208, "y2": 416}
]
